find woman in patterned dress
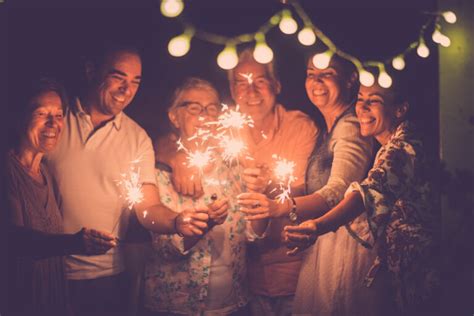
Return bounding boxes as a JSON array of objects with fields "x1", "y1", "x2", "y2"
[
  {"x1": 143, "y1": 77, "x2": 266, "y2": 316},
  {"x1": 284, "y1": 81, "x2": 439, "y2": 315}
]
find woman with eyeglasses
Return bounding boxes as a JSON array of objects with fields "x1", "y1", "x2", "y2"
[{"x1": 142, "y1": 77, "x2": 264, "y2": 316}]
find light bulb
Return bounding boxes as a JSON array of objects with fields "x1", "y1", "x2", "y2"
[
  {"x1": 442, "y1": 11, "x2": 457, "y2": 24},
  {"x1": 168, "y1": 34, "x2": 191, "y2": 57},
  {"x1": 432, "y1": 29, "x2": 443, "y2": 44},
  {"x1": 378, "y1": 71, "x2": 393, "y2": 88},
  {"x1": 217, "y1": 45, "x2": 238, "y2": 70},
  {"x1": 416, "y1": 42, "x2": 430, "y2": 58},
  {"x1": 279, "y1": 16, "x2": 298, "y2": 35},
  {"x1": 392, "y1": 56, "x2": 405, "y2": 70},
  {"x1": 359, "y1": 69, "x2": 375, "y2": 87},
  {"x1": 312, "y1": 51, "x2": 333, "y2": 69},
  {"x1": 298, "y1": 27, "x2": 316, "y2": 46},
  {"x1": 160, "y1": 0, "x2": 184, "y2": 18},
  {"x1": 253, "y1": 42, "x2": 274, "y2": 64},
  {"x1": 440, "y1": 35, "x2": 451, "y2": 47}
]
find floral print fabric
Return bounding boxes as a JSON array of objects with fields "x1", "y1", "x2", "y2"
[{"x1": 347, "y1": 121, "x2": 439, "y2": 311}]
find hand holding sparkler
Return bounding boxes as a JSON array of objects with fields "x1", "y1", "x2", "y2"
[
  {"x1": 242, "y1": 163, "x2": 271, "y2": 193},
  {"x1": 74, "y1": 228, "x2": 117, "y2": 255},
  {"x1": 170, "y1": 150, "x2": 204, "y2": 198},
  {"x1": 207, "y1": 196, "x2": 229, "y2": 227},
  {"x1": 283, "y1": 219, "x2": 319, "y2": 256},
  {"x1": 237, "y1": 192, "x2": 286, "y2": 220},
  {"x1": 174, "y1": 207, "x2": 210, "y2": 236}
]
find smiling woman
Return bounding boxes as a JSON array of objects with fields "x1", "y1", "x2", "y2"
[{"x1": 5, "y1": 77, "x2": 117, "y2": 315}]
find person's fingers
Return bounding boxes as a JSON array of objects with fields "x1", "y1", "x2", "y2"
[
  {"x1": 89, "y1": 229, "x2": 115, "y2": 241},
  {"x1": 284, "y1": 224, "x2": 317, "y2": 234},
  {"x1": 209, "y1": 197, "x2": 228, "y2": 209},
  {"x1": 239, "y1": 207, "x2": 267, "y2": 215},
  {"x1": 237, "y1": 192, "x2": 264, "y2": 200},
  {"x1": 189, "y1": 226, "x2": 204, "y2": 235},
  {"x1": 237, "y1": 199, "x2": 268, "y2": 208},
  {"x1": 285, "y1": 232, "x2": 312, "y2": 242},
  {"x1": 245, "y1": 214, "x2": 270, "y2": 221},
  {"x1": 190, "y1": 219, "x2": 208, "y2": 230},
  {"x1": 286, "y1": 247, "x2": 301, "y2": 256},
  {"x1": 189, "y1": 213, "x2": 209, "y2": 223}
]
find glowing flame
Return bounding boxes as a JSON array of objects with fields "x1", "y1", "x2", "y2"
[
  {"x1": 117, "y1": 162, "x2": 144, "y2": 210},
  {"x1": 272, "y1": 154, "x2": 297, "y2": 203}
]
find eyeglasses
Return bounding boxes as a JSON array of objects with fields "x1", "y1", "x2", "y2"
[{"x1": 178, "y1": 101, "x2": 220, "y2": 116}]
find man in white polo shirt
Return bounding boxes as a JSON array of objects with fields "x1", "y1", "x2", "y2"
[{"x1": 46, "y1": 45, "x2": 209, "y2": 316}]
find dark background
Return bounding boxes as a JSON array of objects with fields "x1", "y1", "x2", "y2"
[
  {"x1": 5, "y1": 0, "x2": 439, "y2": 155},
  {"x1": 3, "y1": 0, "x2": 470, "y2": 315}
]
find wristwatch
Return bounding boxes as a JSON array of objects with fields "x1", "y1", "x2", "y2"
[{"x1": 288, "y1": 197, "x2": 298, "y2": 223}]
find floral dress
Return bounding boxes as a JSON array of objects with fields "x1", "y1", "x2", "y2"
[
  {"x1": 347, "y1": 121, "x2": 439, "y2": 312},
  {"x1": 144, "y1": 161, "x2": 255, "y2": 315}
]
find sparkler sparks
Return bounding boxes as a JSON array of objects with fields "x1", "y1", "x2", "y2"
[
  {"x1": 177, "y1": 138, "x2": 215, "y2": 173},
  {"x1": 272, "y1": 154, "x2": 297, "y2": 204},
  {"x1": 117, "y1": 161, "x2": 144, "y2": 210},
  {"x1": 239, "y1": 72, "x2": 254, "y2": 84}
]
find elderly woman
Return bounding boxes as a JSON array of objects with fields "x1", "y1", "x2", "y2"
[
  {"x1": 5, "y1": 77, "x2": 117, "y2": 315},
  {"x1": 143, "y1": 77, "x2": 265, "y2": 316},
  {"x1": 237, "y1": 54, "x2": 374, "y2": 315},
  {"x1": 285, "y1": 81, "x2": 439, "y2": 315}
]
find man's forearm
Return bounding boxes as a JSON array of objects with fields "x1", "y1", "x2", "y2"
[
  {"x1": 135, "y1": 204, "x2": 178, "y2": 234},
  {"x1": 155, "y1": 133, "x2": 178, "y2": 167}
]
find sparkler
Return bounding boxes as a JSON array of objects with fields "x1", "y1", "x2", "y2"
[
  {"x1": 177, "y1": 138, "x2": 215, "y2": 174},
  {"x1": 117, "y1": 160, "x2": 145, "y2": 210},
  {"x1": 272, "y1": 154, "x2": 297, "y2": 204}
]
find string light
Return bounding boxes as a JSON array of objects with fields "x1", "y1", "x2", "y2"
[
  {"x1": 392, "y1": 55, "x2": 406, "y2": 70},
  {"x1": 253, "y1": 33, "x2": 274, "y2": 64},
  {"x1": 377, "y1": 65, "x2": 393, "y2": 88},
  {"x1": 442, "y1": 11, "x2": 457, "y2": 24},
  {"x1": 312, "y1": 50, "x2": 334, "y2": 69},
  {"x1": 162, "y1": 1, "x2": 456, "y2": 76},
  {"x1": 416, "y1": 40, "x2": 430, "y2": 58},
  {"x1": 297, "y1": 27, "x2": 316, "y2": 46},
  {"x1": 432, "y1": 28, "x2": 451, "y2": 47},
  {"x1": 359, "y1": 69, "x2": 375, "y2": 87},
  {"x1": 217, "y1": 44, "x2": 239, "y2": 70},
  {"x1": 168, "y1": 30, "x2": 194, "y2": 57},
  {"x1": 279, "y1": 10, "x2": 298, "y2": 34},
  {"x1": 160, "y1": 0, "x2": 184, "y2": 18}
]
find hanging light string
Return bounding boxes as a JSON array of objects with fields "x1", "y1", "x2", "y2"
[{"x1": 162, "y1": 0, "x2": 457, "y2": 87}]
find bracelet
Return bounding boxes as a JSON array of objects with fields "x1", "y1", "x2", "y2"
[
  {"x1": 174, "y1": 215, "x2": 184, "y2": 237},
  {"x1": 289, "y1": 197, "x2": 298, "y2": 223}
]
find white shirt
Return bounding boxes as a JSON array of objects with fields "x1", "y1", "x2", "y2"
[{"x1": 46, "y1": 98, "x2": 156, "y2": 280}]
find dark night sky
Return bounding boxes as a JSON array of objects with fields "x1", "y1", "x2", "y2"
[{"x1": 5, "y1": 0, "x2": 439, "y2": 154}]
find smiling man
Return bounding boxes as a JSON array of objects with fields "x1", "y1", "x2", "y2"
[{"x1": 45, "y1": 45, "x2": 208, "y2": 316}]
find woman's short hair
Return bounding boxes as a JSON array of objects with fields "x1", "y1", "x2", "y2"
[{"x1": 167, "y1": 77, "x2": 220, "y2": 112}]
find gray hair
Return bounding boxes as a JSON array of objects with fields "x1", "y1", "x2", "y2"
[
  {"x1": 168, "y1": 77, "x2": 220, "y2": 112},
  {"x1": 227, "y1": 48, "x2": 279, "y2": 86}
]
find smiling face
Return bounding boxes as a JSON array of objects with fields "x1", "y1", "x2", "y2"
[
  {"x1": 229, "y1": 60, "x2": 281, "y2": 122},
  {"x1": 169, "y1": 87, "x2": 220, "y2": 140},
  {"x1": 355, "y1": 84, "x2": 407, "y2": 144},
  {"x1": 89, "y1": 50, "x2": 142, "y2": 117},
  {"x1": 23, "y1": 90, "x2": 64, "y2": 154},
  {"x1": 305, "y1": 58, "x2": 354, "y2": 111}
]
